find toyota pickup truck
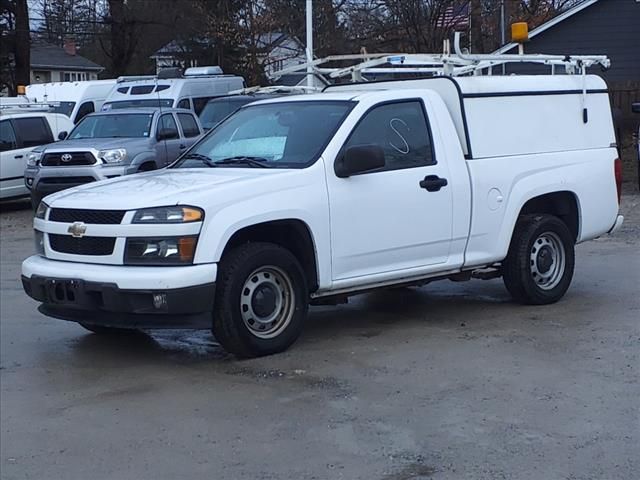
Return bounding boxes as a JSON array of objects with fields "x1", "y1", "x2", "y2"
[
  {"x1": 22, "y1": 74, "x2": 624, "y2": 357},
  {"x1": 24, "y1": 108, "x2": 202, "y2": 207}
]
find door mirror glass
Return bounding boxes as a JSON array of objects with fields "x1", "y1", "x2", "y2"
[
  {"x1": 335, "y1": 145, "x2": 385, "y2": 178},
  {"x1": 58, "y1": 131, "x2": 68, "y2": 141}
]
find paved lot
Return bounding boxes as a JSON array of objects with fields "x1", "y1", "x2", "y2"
[{"x1": 1, "y1": 191, "x2": 638, "y2": 480}]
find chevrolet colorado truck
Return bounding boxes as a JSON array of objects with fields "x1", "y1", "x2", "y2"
[{"x1": 22, "y1": 75, "x2": 624, "y2": 357}]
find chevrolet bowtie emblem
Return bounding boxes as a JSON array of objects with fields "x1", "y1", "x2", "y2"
[{"x1": 67, "y1": 222, "x2": 87, "y2": 238}]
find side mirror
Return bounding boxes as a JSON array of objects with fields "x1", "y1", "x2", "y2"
[
  {"x1": 156, "y1": 128, "x2": 177, "y2": 141},
  {"x1": 632, "y1": 103, "x2": 640, "y2": 114},
  {"x1": 58, "y1": 131, "x2": 68, "y2": 140},
  {"x1": 335, "y1": 145, "x2": 385, "y2": 178}
]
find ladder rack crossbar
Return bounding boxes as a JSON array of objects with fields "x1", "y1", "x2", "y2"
[{"x1": 268, "y1": 33, "x2": 610, "y2": 82}]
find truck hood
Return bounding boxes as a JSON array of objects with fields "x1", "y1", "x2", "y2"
[
  {"x1": 41, "y1": 137, "x2": 150, "y2": 151},
  {"x1": 45, "y1": 168, "x2": 297, "y2": 210}
]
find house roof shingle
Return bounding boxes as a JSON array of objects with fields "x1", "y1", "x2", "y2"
[{"x1": 30, "y1": 43, "x2": 104, "y2": 72}]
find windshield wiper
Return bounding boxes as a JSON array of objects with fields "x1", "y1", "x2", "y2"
[
  {"x1": 216, "y1": 156, "x2": 272, "y2": 168},
  {"x1": 180, "y1": 152, "x2": 217, "y2": 167}
]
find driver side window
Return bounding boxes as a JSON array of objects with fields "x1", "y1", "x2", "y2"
[
  {"x1": 0, "y1": 120, "x2": 18, "y2": 152},
  {"x1": 344, "y1": 101, "x2": 435, "y2": 172},
  {"x1": 158, "y1": 114, "x2": 179, "y2": 140}
]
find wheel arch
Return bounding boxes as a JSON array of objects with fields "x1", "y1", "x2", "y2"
[
  {"x1": 517, "y1": 190, "x2": 581, "y2": 241},
  {"x1": 130, "y1": 152, "x2": 159, "y2": 171},
  {"x1": 219, "y1": 218, "x2": 320, "y2": 292}
]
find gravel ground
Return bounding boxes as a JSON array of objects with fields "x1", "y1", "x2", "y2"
[{"x1": 0, "y1": 188, "x2": 638, "y2": 480}]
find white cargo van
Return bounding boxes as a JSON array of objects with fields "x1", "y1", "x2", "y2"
[
  {"x1": 101, "y1": 66, "x2": 245, "y2": 115},
  {"x1": 26, "y1": 80, "x2": 117, "y2": 124}
]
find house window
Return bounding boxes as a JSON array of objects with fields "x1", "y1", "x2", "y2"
[{"x1": 62, "y1": 72, "x2": 88, "y2": 82}]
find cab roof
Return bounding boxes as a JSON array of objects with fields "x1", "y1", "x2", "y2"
[
  {"x1": 248, "y1": 92, "x2": 359, "y2": 105},
  {"x1": 85, "y1": 107, "x2": 189, "y2": 116}
]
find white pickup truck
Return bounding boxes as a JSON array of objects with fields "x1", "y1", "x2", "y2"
[{"x1": 22, "y1": 74, "x2": 624, "y2": 357}]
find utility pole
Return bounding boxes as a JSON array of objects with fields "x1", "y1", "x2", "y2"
[
  {"x1": 500, "y1": 0, "x2": 506, "y2": 75},
  {"x1": 306, "y1": 0, "x2": 313, "y2": 88},
  {"x1": 500, "y1": 0, "x2": 506, "y2": 46}
]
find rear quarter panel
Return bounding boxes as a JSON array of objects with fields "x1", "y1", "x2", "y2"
[{"x1": 464, "y1": 147, "x2": 619, "y2": 268}]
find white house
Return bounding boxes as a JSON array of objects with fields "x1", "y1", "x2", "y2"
[{"x1": 29, "y1": 40, "x2": 104, "y2": 84}]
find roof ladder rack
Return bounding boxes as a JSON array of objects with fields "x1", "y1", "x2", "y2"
[{"x1": 268, "y1": 32, "x2": 610, "y2": 83}]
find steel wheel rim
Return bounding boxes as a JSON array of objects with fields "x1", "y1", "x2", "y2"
[
  {"x1": 530, "y1": 231, "x2": 566, "y2": 290},
  {"x1": 240, "y1": 266, "x2": 295, "y2": 339}
]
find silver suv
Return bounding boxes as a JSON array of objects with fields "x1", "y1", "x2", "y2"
[{"x1": 25, "y1": 108, "x2": 202, "y2": 206}]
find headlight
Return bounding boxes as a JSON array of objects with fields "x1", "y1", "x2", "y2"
[
  {"x1": 27, "y1": 151, "x2": 43, "y2": 167},
  {"x1": 35, "y1": 202, "x2": 48, "y2": 219},
  {"x1": 98, "y1": 148, "x2": 127, "y2": 164},
  {"x1": 132, "y1": 206, "x2": 203, "y2": 224},
  {"x1": 124, "y1": 236, "x2": 198, "y2": 265}
]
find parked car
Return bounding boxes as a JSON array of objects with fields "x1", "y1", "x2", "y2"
[
  {"x1": 199, "y1": 93, "x2": 285, "y2": 131},
  {"x1": 0, "y1": 109, "x2": 74, "y2": 200},
  {"x1": 101, "y1": 66, "x2": 245, "y2": 115},
  {"x1": 26, "y1": 80, "x2": 118, "y2": 124},
  {"x1": 25, "y1": 108, "x2": 202, "y2": 207},
  {"x1": 22, "y1": 74, "x2": 623, "y2": 357}
]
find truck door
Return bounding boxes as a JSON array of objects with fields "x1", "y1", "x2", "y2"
[
  {"x1": 177, "y1": 113, "x2": 202, "y2": 151},
  {"x1": 325, "y1": 99, "x2": 454, "y2": 281},
  {"x1": 156, "y1": 113, "x2": 182, "y2": 165}
]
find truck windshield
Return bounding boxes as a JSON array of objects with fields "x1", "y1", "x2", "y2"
[
  {"x1": 174, "y1": 101, "x2": 353, "y2": 169},
  {"x1": 102, "y1": 99, "x2": 173, "y2": 110},
  {"x1": 199, "y1": 99, "x2": 251, "y2": 130},
  {"x1": 68, "y1": 113, "x2": 154, "y2": 139},
  {"x1": 51, "y1": 101, "x2": 76, "y2": 117}
]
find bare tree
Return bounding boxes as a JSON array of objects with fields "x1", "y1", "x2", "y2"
[
  {"x1": 0, "y1": 0, "x2": 29, "y2": 93},
  {"x1": 35, "y1": 0, "x2": 105, "y2": 47}
]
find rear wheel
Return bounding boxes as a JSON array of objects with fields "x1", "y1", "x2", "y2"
[
  {"x1": 503, "y1": 214, "x2": 575, "y2": 305},
  {"x1": 212, "y1": 242, "x2": 308, "y2": 358}
]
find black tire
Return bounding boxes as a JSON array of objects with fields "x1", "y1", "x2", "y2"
[
  {"x1": 79, "y1": 323, "x2": 139, "y2": 335},
  {"x1": 503, "y1": 214, "x2": 575, "y2": 305},
  {"x1": 137, "y1": 162, "x2": 156, "y2": 172},
  {"x1": 213, "y1": 242, "x2": 308, "y2": 358},
  {"x1": 30, "y1": 192, "x2": 43, "y2": 212}
]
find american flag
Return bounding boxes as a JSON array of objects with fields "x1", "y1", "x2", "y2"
[{"x1": 436, "y1": 2, "x2": 470, "y2": 29}]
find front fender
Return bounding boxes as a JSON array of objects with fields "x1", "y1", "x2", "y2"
[
  {"x1": 193, "y1": 166, "x2": 332, "y2": 289},
  {"x1": 129, "y1": 151, "x2": 159, "y2": 170}
]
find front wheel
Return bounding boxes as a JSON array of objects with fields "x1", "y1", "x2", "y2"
[
  {"x1": 503, "y1": 214, "x2": 575, "y2": 305},
  {"x1": 212, "y1": 242, "x2": 309, "y2": 358}
]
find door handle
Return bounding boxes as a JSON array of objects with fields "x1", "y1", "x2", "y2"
[
  {"x1": 14, "y1": 155, "x2": 24, "y2": 159},
  {"x1": 419, "y1": 175, "x2": 448, "y2": 192},
  {"x1": 179, "y1": 144, "x2": 187, "y2": 150}
]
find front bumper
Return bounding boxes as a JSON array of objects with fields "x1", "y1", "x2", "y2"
[
  {"x1": 608, "y1": 214, "x2": 624, "y2": 235},
  {"x1": 21, "y1": 256, "x2": 217, "y2": 329},
  {"x1": 25, "y1": 165, "x2": 133, "y2": 197}
]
